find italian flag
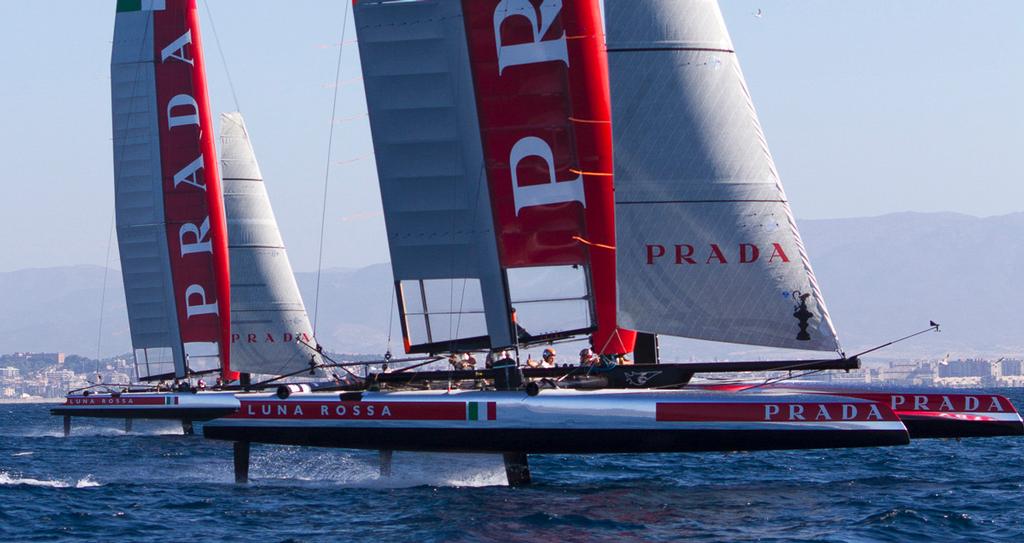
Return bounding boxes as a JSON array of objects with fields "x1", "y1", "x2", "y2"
[
  {"x1": 466, "y1": 402, "x2": 497, "y2": 421},
  {"x1": 117, "y1": 0, "x2": 166, "y2": 13}
]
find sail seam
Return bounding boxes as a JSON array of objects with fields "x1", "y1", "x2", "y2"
[
  {"x1": 618, "y1": 199, "x2": 787, "y2": 204},
  {"x1": 606, "y1": 47, "x2": 735, "y2": 54}
]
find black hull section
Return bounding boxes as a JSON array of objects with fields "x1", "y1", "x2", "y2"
[
  {"x1": 904, "y1": 418, "x2": 1024, "y2": 439},
  {"x1": 50, "y1": 407, "x2": 235, "y2": 421},
  {"x1": 203, "y1": 426, "x2": 909, "y2": 453}
]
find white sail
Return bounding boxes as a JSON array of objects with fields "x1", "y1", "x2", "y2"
[
  {"x1": 221, "y1": 112, "x2": 318, "y2": 376},
  {"x1": 607, "y1": 0, "x2": 840, "y2": 352}
]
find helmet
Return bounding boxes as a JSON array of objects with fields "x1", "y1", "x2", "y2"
[
  {"x1": 543, "y1": 348, "x2": 556, "y2": 359},
  {"x1": 579, "y1": 348, "x2": 593, "y2": 357}
]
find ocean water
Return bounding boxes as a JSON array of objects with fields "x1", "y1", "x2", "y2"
[{"x1": 1, "y1": 391, "x2": 1023, "y2": 542}]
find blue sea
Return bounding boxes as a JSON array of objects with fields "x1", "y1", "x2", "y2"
[{"x1": 2, "y1": 391, "x2": 1023, "y2": 542}]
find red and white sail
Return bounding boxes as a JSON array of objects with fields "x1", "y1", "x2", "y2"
[
  {"x1": 606, "y1": 0, "x2": 840, "y2": 352},
  {"x1": 354, "y1": 0, "x2": 622, "y2": 354},
  {"x1": 221, "y1": 112, "x2": 318, "y2": 377},
  {"x1": 111, "y1": 0, "x2": 232, "y2": 379}
]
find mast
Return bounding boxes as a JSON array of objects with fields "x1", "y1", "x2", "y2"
[
  {"x1": 562, "y1": 0, "x2": 636, "y2": 355},
  {"x1": 111, "y1": 0, "x2": 232, "y2": 380}
]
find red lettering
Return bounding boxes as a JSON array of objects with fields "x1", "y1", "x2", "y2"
[
  {"x1": 646, "y1": 244, "x2": 665, "y2": 264},
  {"x1": 768, "y1": 243, "x2": 790, "y2": 263},
  {"x1": 739, "y1": 243, "x2": 759, "y2": 263},
  {"x1": 231, "y1": 333, "x2": 240, "y2": 343},
  {"x1": 283, "y1": 333, "x2": 293, "y2": 343},
  {"x1": 706, "y1": 244, "x2": 727, "y2": 264},
  {"x1": 247, "y1": 333, "x2": 257, "y2": 344},
  {"x1": 265, "y1": 333, "x2": 276, "y2": 343},
  {"x1": 674, "y1": 244, "x2": 695, "y2": 264}
]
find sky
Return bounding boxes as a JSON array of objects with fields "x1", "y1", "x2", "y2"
[{"x1": 0, "y1": 1, "x2": 1021, "y2": 274}]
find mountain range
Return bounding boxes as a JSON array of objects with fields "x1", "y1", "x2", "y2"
[{"x1": 1, "y1": 212, "x2": 1020, "y2": 362}]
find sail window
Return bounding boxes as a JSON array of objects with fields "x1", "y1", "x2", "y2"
[
  {"x1": 399, "y1": 278, "x2": 488, "y2": 346},
  {"x1": 183, "y1": 341, "x2": 221, "y2": 374},
  {"x1": 133, "y1": 347, "x2": 174, "y2": 381},
  {"x1": 506, "y1": 265, "x2": 593, "y2": 339}
]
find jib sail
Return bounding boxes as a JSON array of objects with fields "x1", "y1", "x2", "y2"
[
  {"x1": 221, "y1": 112, "x2": 319, "y2": 377},
  {"x1": 606, "y1": 0, "x2": 840, "y2": 352}
]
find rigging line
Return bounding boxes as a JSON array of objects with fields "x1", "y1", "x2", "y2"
[
  {"x1": 449, "y1": 30, "x2": 485, "y2": 352},
  {"x1": 94, "y1": 208, "x2": 116, "y2": 373},
  {"x1": 312, "y1": 0, "x2": 351, "y2": 336},
  {"x1": 568, "y1": 168, "x2": 612, "y2": 177},
  {"x1": 201, "y1": 0, "x2": 241, "y2": 112},
  {"x1": 572, "y1": 235, "x2": 615, "y2": 251}
]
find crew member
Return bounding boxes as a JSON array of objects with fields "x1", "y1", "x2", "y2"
[
  {"x1": 579, "y1": 348, "x2": 598, "y2": 366},
  {"x1": 540, "y1": 348, "x2": 557, "y2": 368}
]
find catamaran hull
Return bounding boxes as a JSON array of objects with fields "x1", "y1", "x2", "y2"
[
  {"x1": 696, "y1": 384, "x2": 1024, "y2": 438},
  {"x1": 51, "y1": 392, "x2": 240, "y2": 421},
  {"x1": 203, "y1": 389, "x2": 910, "y2": 453},
  {"x1": 203, "y1": 426, "x2": 906, "y2": 453}
]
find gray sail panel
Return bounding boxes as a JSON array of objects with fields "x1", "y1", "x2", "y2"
[
  {"x1": 607, "y1": 0, "x2": 839, "y2": 352},
  {"x1": 354, "y1": 0, "x2": 512, "y2": 352},
  {"x1": 220, "y1": 112, "x2": 317, "y2": 376},
  {"x1": 111, "y1": 8, "x2": 185, "y2": 378}
]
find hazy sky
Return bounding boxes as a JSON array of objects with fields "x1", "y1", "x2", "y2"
[{"x1": 1, "y1": 1, "x2": 1020, "y2": 273}]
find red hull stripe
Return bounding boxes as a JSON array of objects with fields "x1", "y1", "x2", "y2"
[
  {"x1": 841, "y1": 393, "x2": 1014, "y2": 414},
  {"x1": 231, "y1": 401, "x2": 477, "y2": 421},
  {"x1": 656, "y1": 402, "x2": 900, "y2": 423},
  {"x1": 65, "y1": 396, "x2": 174, "y2": 406},
  {"x1": 896, "y1": 411, "x2": 998, "y2": 422}
]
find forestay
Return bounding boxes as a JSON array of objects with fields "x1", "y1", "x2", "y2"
[
  {"x1": 111, "y1": 0, "x2": 232, "y2": 379},
  {"x1": 606, "y1": 0, "x2": 840, "y2": 352},
  {"x1": 221, "y1": 113, "x2": 318, "y2": 377}
]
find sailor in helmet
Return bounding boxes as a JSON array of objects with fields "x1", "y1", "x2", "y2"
[
  {"x1": 532, "y1": 346, "x2": 557, "y2": 366},
  {"x1": 579, "y1": 347, "x2": 598, "y2": 366}
]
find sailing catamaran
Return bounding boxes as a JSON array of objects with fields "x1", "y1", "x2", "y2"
[
  {"x1": 200, "y1": 0, "x2": 1024, "y2": 486},
  {"x1": 53, "y1": 1, "x2": 318, "y2": 433},
  {"x1": 58, "y1": 0, "x2": 1020, "y2": 485}
]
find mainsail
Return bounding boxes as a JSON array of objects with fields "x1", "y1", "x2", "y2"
[
  {"x1": 220, "y1": 112, "x2": 318, "y2": 377},
  {"x1": 111, "y1": 0, "x2": 232, "y2": 379},
  {"x1": 606, "y1": 0, "x2": 840, "y2": 352},
  {"x1": 353, "y1": 0, "x2": 619, "y2": 354}
]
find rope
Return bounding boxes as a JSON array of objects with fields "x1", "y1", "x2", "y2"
[
  {"x1": 94, "y1": 209, "x2": 116, "y2": 373},
  {"x1": 571, "y1": 235, "x2": 615, "y2": 250},
  {"x1": 312, "y1": 0, "x2": 351, "y2": 335},
  {"x1": 201, "y1": 0, "x2": 241, "y2": 112}
]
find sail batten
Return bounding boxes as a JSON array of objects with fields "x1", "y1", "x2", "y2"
[{"x1": 608, "y1": 0, "x2": 839, "y2": 352}]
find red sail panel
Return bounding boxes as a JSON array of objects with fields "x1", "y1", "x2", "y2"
[
  {"x1": 461, "y1": 0, "x2": 588, "y2": 268},
  {"x1": 562, "y1": 0, "x2": 635, "y2": 355},
  {"x1": 152, "y1": 0, "x2": 234, "y2": 379}
]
